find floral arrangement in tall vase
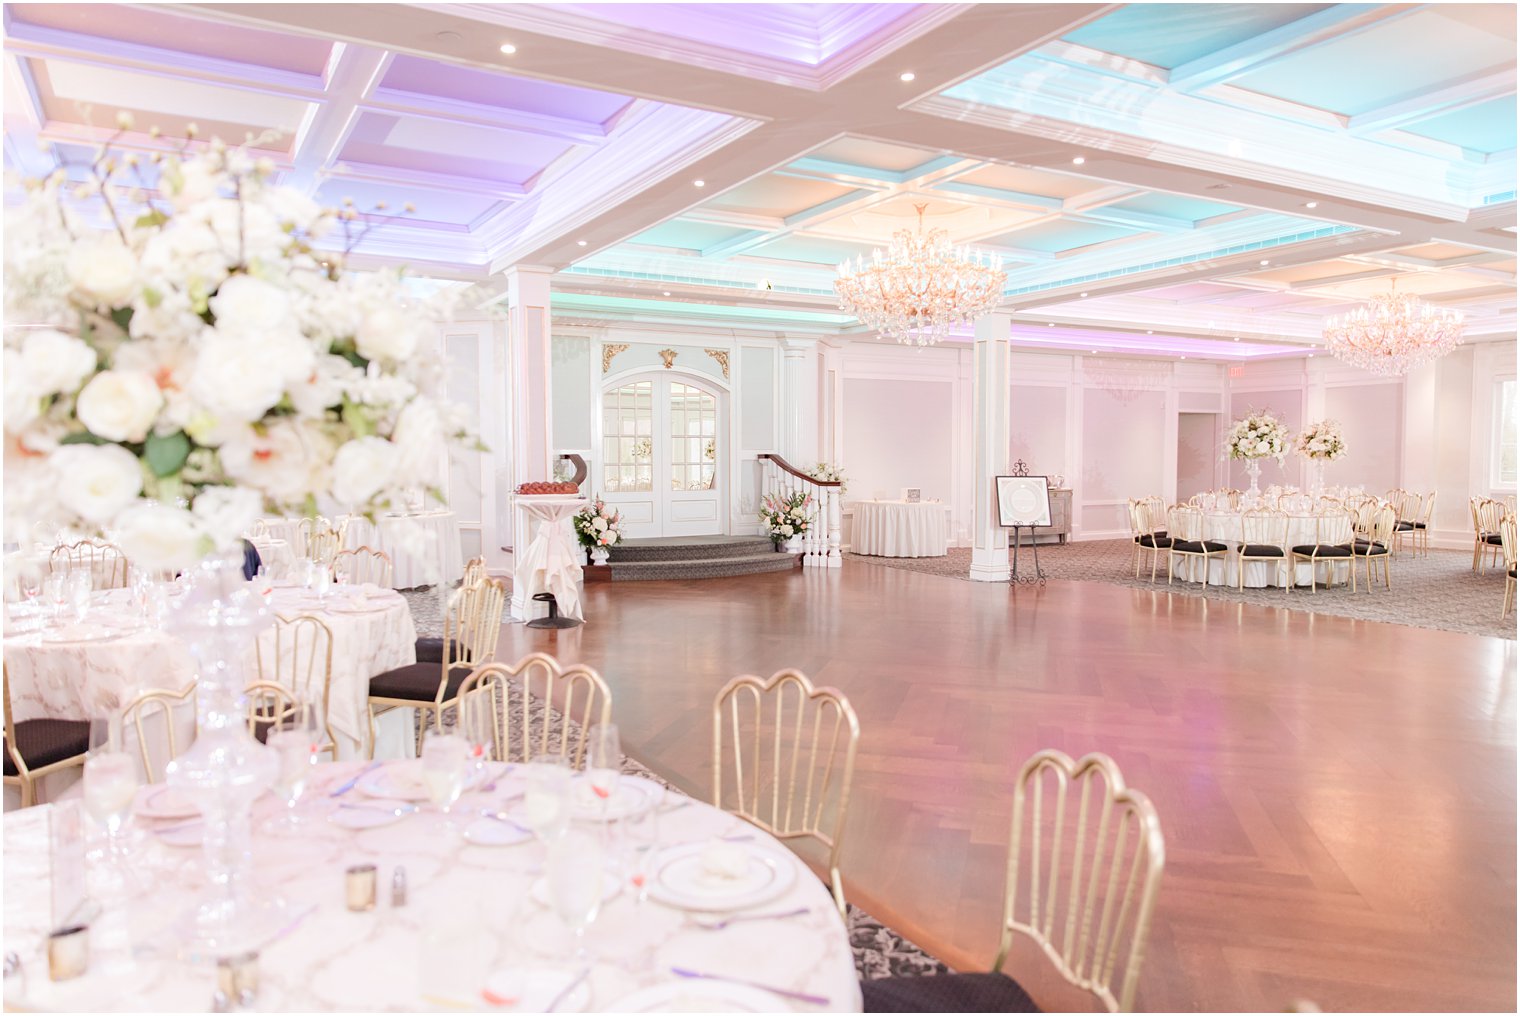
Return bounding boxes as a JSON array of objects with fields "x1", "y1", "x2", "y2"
[
  {"x1": 1223, "y1": 409, "x2": 1289, "y2": 496},
  {"x1": 760, "y1": 490, "x2": 814, "y2": 551},
  {"x1": 3, "y1": 119, "x2": 474, "y2": 951},
  {"x1": 574, "y1": 496, "x2": 622, "y2": 564},
  {"x1": 1295, "y1": 419, "x2": 1346, "y2": 495}
]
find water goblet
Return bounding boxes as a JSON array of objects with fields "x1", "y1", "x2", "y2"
[
  {"x1": 65, "y1": 570, "x2": 92, "y2": 623},
  {"x1": 42, "y1": 575, "x2": 68, "y2": 623},
  {"x1": 585, "y1": 724, "x2": 620, "y2": 824},
  {"x1": 522, "y1": 754, "x2": 572, "y2": 843},
  {"x1": 546, "y1": 829, "x2": 605, "y2": 961},
  {"x1": 266, "y1": 711, "x2": 320, "y2": 833},
  {"x1": 621, "y1": 788, "x2": 662, "y2": 906},
  {"x1": 421, "y1": 730, "x2": 469, "y2": 834},
  {"x1": 83, "y1": 748, "x2": 137, "y2": 892},
  {"x1": 17, "y1": 566, "x2": 42, "y2": 607}
]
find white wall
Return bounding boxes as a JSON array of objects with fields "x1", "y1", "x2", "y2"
[{"x1": 1177, "y1": 413, "x2": 1219, "y2": 498}]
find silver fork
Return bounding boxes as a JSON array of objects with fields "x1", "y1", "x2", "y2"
[{"x1": 689, "y1": 906, "x2": 809, "y2": 931}]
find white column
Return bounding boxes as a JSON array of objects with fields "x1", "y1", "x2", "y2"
[
  {"x1": 779, "y1": 336, "x2": 819, "y2": 464},
  {"x1": 1402, "y1": 360, "x2": 1438, "y2": 495},
  {"x1": 969, "y1": 313, "x2": 1012, "y2": 582},
  {"x1": 506, "y1": 266, "x2": 555, "y2": 503}
]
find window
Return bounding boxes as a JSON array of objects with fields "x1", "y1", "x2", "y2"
[
  {"x1": 602, "y1": 381, "x2": 653, "y2": 492},
  {"x1": 669, "y1": 383, "x2": 717, "y2": 491},
  {"x1": 1494, "y1": 379, "x2": 1517, "y2": 488}
]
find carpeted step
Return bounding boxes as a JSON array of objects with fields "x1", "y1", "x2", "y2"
[
  {"x1": 610, "y1": 552, "x2": 799, "y2": 581},
  {"x1": 609, "y1": 536, "x2": 777, "y2": 563}
]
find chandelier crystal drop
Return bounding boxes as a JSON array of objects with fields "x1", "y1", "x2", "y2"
[
  {"x1": 1322, "y1": 282, "x2": 1465, "y2": 376},
  {"x1": 834, "y1": 204, "x2": 1007, "y2": 348}
]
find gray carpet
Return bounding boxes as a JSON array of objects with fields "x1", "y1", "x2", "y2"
[{"x1": 851, "y1": 540, "x2": 1517, "y2": 641}]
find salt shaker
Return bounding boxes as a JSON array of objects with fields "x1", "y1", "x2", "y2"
[{"x1": 391, "y1": 866, "x2": 407, "y2": 907}]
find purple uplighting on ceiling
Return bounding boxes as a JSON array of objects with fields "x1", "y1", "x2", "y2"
[{"x1": 379, "y1": 57, "x2": 633, "y2": 124}]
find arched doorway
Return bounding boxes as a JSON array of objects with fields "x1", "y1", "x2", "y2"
[{"x1": 599, "y1": 372, "x2": 726, "y2": 539}]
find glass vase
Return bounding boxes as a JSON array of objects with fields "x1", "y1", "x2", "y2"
[
  {"x1": 1310, "y1": 458, "x2": 1326, "y2": 496},
  {"x1": 163, "y1": 549, "x2": 278, "y2": 956},
  {"x1": 1245, "y1": 459, "x2": 1263, "y2": 497}
]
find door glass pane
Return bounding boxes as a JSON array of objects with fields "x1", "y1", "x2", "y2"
[
  {"x1": 669, "y1": 383, "x2": 717, "y2": 491},
  {"x1": 602, "y1": 382, "x2": 652, "y2": 492}
]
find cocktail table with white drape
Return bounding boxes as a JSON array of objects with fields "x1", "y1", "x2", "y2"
[
  {"x1": 1172, "y1": 511, "x2": 1346, "y2": 587},
  {"x1": 2, "y1": 759, "x2": 863, "y2": 1012},
  {"x1": 342, "y1": 511, "x2": 464, "y2": 590},
  {"x1": 2, "y1": 585, "x2": 415, "y2": 773},
  {"x1": 511, "y1": 496, "x2": 585, "y2": 622},
  {"x1": 852, "y1": 500, "x2": 948, "y2": 558}
]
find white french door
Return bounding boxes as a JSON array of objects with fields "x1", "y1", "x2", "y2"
[{"x1": 600, "y1": 374, "x2": 725, "y2": 538}]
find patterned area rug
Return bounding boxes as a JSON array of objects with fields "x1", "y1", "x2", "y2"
[
  {"x1": 402, "y1": 590, "x2": 950, "y2": 981},
  {"x1": 851, "y1": 540, "x2": 1517, "y2": 640}
]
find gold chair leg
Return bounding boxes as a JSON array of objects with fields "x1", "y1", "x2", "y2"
[
  {"x1": 367, "y1": 705, "x2": 379, "y2": 760},
  {"x1": 20, "y1": 776, "x2": 34, "y2": 809}
]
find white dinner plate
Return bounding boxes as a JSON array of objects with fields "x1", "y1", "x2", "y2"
[
  {"x1": 153, "y1": 819, "x2": 204, "y2": 848},
  {"x1": 463, "y1": 815, "x2": 533, "y2": 846},
  {"x1": 329, "y1": 798, "x2": 414, "y2": 829},
  {"x1": 611, "y1": 980, "x2": 781, "y2": 1013},
  {"x1": 646, "y1": 841, "x2": 796, "y2": 913},
  {"x1": 480, "y1": 967, "x2": 590, "y2": 1012},
  {"x1": 529, "y1": 871, "x2": 621, "y2": 908},
  {"x1": 135, "y1": 786, "x2": 200, "y2": 820},
  {"x1": 357, "y1": 762, "x2": 484, "y2": 802},
  {"x1": 569, "y1": 774, "x2": 660, "y2": 822}
]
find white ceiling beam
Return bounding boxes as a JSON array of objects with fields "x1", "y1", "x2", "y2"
[
  {"x1": 1348, "y1": 67, "x2": 1517, "y2": 136},
  {"x1": 321, "y1": 159, "x2": 527, "y2": 200},
  {"x1": 284, "y1": 43, "x2": 391, "y2": 195},
  {"x1": 1166, "y1": 4, "x2": 1425, "y2": 93},
  {"x1": 362, "y1": 89, "x2": 611, "y2": 145}
]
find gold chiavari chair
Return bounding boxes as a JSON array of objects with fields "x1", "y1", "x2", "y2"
[
  {"x1": 1290, "y1": 510, "x2": 1356, "y2": 592},
  {"x1": 1389, "y1": 490, "x2": 1419, "y2": 557},
  {"x1": 367, "y1": 578, "x2": 507, "y2": 756},
  {"x1": 1501, "y1": 515, "x2": 1517, "y2": 618},
  {"x1": 244, "y1": 682, "x2": 308, "y2": 741},
  {"x1": 456, "y1": 653, "x2": 612, "y2": 768},
  {"x1": 48, "y1": 539, "x2": 129, "y2": 590},
  {"x1": 1165, "y1": 505, "x2": 1228, "y2": 587},
  {"x1": 252, "y1": 615, "x2": 337, "y2": 757},
  {"x1": 119, "y1": 683, "x2": 197, "y2": 783},
  {"x1": 3, "y1": 663, "x2": 90, "y2": 808},
  {"x1": 332, "y1": 546, "x2": 393, "y2": 588},
  {"x1": 1127, "y1": 500, "x2": 1171, "y2": 582},
  {"x1": 304, "y1": 527, "x2": 341, "y2": 567},
  {"x1": 249, "y1": 519, "x2": 272, "y2": 539},
  {"x1": 1473, "y1": 498, "x2": 1506, "y2": 573},
  {"x1": 460, "y1": 555, "x2": 487, "y2": 590},
  {"x1": 1410, "y1": 490, "x2": 1437, "y2": 557},
  {"x1": 859, "y1": 750, "x2": 1165, "y2": 1014},
  {"x1": 713, "y1": 669, "x2": 859, "y2": 917},
  {"x1": 1238, "y1": 508, "x2": 1289, "y2": 592},
  {"x1": 1351, "y1": 504, "x2": 1396, "y2": 592}
]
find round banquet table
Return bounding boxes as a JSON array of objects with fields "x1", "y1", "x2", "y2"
[
  {"x1": 852, "y1": 501, "x2": 948, "y2": 558},
  {"x1": 1, "y1": 583, "x2": 415, "y2": 774},
  {"x1": 1171, "y1": 511, "x2": 1353, "y2": 587},
  {"x1": 342, "y1": 511, "x2": 464, "y2": 590},
  {"x1": 1, "y1": 759, "x2": 862, "y2": 1012}
]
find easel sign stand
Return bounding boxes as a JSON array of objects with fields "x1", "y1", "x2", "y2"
[{"x1": 995, "y1": 463, "x2": 1050, "y2": 586}]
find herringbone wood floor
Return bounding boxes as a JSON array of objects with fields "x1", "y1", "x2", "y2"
[{"x1": 494, "y1": 564, "x2": 1517, "y2": 1012}]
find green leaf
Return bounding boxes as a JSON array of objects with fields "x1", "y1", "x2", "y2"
[
  {"x1": 133, "y1": 210, "x2": 168, "y2": 229},
  {"x1": 144, "y1": 431, "x2": 191, "y2": 478},
  {"x1": 59, "y1": 431, "x2": 109, "y2": 446},
  {"x1": 109, "y1": 307, "x2": 134, "y2": 332}
]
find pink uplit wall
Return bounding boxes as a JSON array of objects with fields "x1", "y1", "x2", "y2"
[
  {"x1": 1323, "y1": 384, "x2": 1403, "y2": 493},
  {"x1": 1010, "y1": 385, "x2": 1067, "y2": 480},
  {"x1": 1228, "y1": 388, "x2": 1302, "y2": 490}
]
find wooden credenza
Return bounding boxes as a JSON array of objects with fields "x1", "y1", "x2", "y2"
[{"x1": 1008, "y1": 488, "x2": 1072, "y2": 545}]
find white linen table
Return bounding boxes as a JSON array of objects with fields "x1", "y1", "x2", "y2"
[
  {"x1": 852, "y1": 500, "x2": 948, "y2": 558},
  {"x1": 511, "y1": 496, "x2": 585, "y2": 622},
  {"x1": 342, "y1": 511, "x2": 464, "y2": 590},
  {"x1": 1171, "y1": 511, "x2": 1351, "y2": 587},
  {"x1": 1, "y1": 760, "x2": 862, "y2": 1012}
]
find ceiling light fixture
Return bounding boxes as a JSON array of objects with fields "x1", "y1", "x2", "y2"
[
  {"x1": 1047, "y1": 322, "x2": 1055, "y2": 327},
  {"x1": 662, "y1": 291, "x2": 671, "y2": 297},
  {"x1": 1259, "y1": 259, "x2": 1270, "y2": 265},
  {"x1": 1305, "y1": 201, "x2": 1319, "y2": 209},
  {"x1": 693, "y1": 179, "x2": 705, "y2": 188},
  {"x1": 577, "y1": 240, "x2": 587, "y2": 247},
  {"x1": 899, "y1": 72, "x2": 916, "y2": 82},
  {"x1": 1071, "y1": 156, "x2": 1085, "y2": 165},
  {"x1": 1322, "y1": 280, "x2": 1464, "y2": 376},
  {"x1": 1080, "y1": 292, "x2": 1088, "y2": 298},
  {"x1": 1146, "y1": 330, "x2": 1153, "y2": 334},
  {"x1": 499, "y1": 43, "x2": 517, "y2": 54},
  {"x1": 834, "y1": 203, "x2": 1006, "y2": 348}
]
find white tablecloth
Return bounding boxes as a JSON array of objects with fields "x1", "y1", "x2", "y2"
[
  {"x1": 852, "y1": 501, "x2": 948, "y2": 558},
  {"x1": 2, "y1": 585, "x2": 415, "y2": 766},
  {"x1": 1172, "y1": 511, "x2": 1354, "y2": 587},
  {"x1": 512, "y1": 497, "x2": 585, "y2": 622},
  {"x1": 2, "y1": 760, "x2": 862, "y2": 1012},
  {"x1": 343, "y1": 511, "x2": 464, "y2": 590}
]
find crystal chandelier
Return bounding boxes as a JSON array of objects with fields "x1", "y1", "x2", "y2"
[
  {"x1": 1322, "y1": 281, "x2": 1464, "y2": 376},
  {"x1": 834, "y1": 204, "x2": 1007, "y2": 348}
]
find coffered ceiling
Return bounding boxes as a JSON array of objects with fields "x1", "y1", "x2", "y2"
[{"x1": 3, "y1": 2, "x2": 1514, "y2": 360}]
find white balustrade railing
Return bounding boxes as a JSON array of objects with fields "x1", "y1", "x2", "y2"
[{"x1": 759, "y1": 454, "x2": 842, "y2": 569}]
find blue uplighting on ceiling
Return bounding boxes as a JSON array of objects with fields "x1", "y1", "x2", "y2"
[
  {"x1": 1401, "y1": 96, "x2": 1517, "y2": 155},
  {"x1": 1062, "y1": 4, "x2": 1334, "y2": 69}
]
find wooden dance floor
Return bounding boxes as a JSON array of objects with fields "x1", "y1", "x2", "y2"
[{"x1": 497, "y1": 563, "x2": 1517, "y2": 1012}]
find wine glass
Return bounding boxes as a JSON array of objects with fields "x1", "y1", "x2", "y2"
[
  {"x1": 547, "y1": 829, "x2": 605, "y2": 961},
  {"x1": 585, "y1": 724, "x2": 620, "y2": 823},
  {"x1": 266, "y1": 711, "x2": 320, "y2": 833},
  {"x1": 66, "y1": 570, "x2": 92, "y2": 623},
  {"x1": 42, "y1": 574, "x2": 68, "y2": 623},
  {"x1": 622, "y1": 787, "x2": 662, "y2": 906},
  {"x1": 421, "y1": 731, "x2": 469, "y2": 833},
  {"x1": 17, "y1": 565, "x2": 42, "y2": 607},
  {"x1": 83, "y1": 744, "x2": 137, "y2": 882},
  {"x1": 522, "y1": 755, "x2": 572, "y2": 843}
]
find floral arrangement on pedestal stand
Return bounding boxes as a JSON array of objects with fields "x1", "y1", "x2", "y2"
[
  {"x1": 574, "y1": 496, "x2": 623, "y2": 565},
  {"x1": 1295, "y1": 419, "x2": 1346, "y2": 495},
  {"x1": 3, "y1": 118, "x2": 474, "y2": 953},
  {"x1": 1223, "y1": 409, "x2": 1290, "y2": 498},
  {"x1": 760, "y1": 490, "x2": 815, "y2": 552}
]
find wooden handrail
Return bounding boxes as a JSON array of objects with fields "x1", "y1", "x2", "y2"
[{"x1": 758, "y1": 453, "x2": 840, "y2": 486}]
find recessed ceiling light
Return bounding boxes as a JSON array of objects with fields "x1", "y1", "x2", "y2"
[
  {"x1": 1233, "y1": 336, "x2": 1241, "y2": 341},
  {"x1": 1080, "y1": 292, "x2": 1088, "y2": 298},
  {"x1": 1305, "y1": 201, "x2": 1318, "y2": 209},
  {"x1": 1071, "y1": 156, "x2": 1085, "y2": 165},
  {"x1": 899, "y1": 72, "x2": 916, "y2": 82},
  {"x1": 662, "y1": 291, "x2": 671, "y2": 297},
  {"x1": 1259, "y1": 259, "x2": 1270, "y2": 265},
  {"x1": 436, "y1": 30, "x2": 463, "y2": 41},
  {"x1": 1090, "y1": 349, "x2": 1099, "y2": 354},
  {"x1": 693, "y1": 179, "x2": 705, "y2": 188},
  {"x1": 1047, "y1": 322, "x2": 1055, "y2": 327},
  {"x1": 1146, "y1": 330, "x2": 1154, "y2": 334},
  {"x1": 499, "y1": 43, "x2": 517, "y2": 55},
  {"x1": 1180, "y1": 355, "x2": 1187, "y2": 360},
  {"x1": 576, "y1": 240, "x2": 587, "y2": 247}
]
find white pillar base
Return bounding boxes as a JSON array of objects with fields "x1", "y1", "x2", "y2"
[{"x1": 969, "y1": 549, "x2": 1011, "y2": 582}]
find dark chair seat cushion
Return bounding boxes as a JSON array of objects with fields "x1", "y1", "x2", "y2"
[
  {"x1": 1292, "y1": 544, "x2": 1353, "y2": 557},
  {"x1": 1173, "y1": 540, "x2": 1226, "y2": 554},
  {"x1": 4, "y1": 718, "x2": 90, "y2": 776},
  {"x1": 861, "y1": 972, "x2": 1040, "y2": 1013},
  {"x1": 369, "y1": 663, "x2": 476, "y2": 702},
  {"x1": 1353, "y1": 541, "x2": 1389, "y2": 556},
  {"x1": 1394, "y1": 521, "x2": 1414, "y2": 531},
  {"x1": 1510, "y1": 567, "x2": 1517, "y2": 579},
  {"x1": 1136, "y1": 534, "x2": 1172, "y2": 548},
  {"x1": 1412, "y1": 521, "x2": 1427, "y2": 529},
  {"x1": 414, "y1": 637, "x2": 476, "y2": 665},
  {"x1": 1486, "y1": 533, "x2": 1504, "y2": 545},
  {"x1": 1240, "y1": 544, "x2": 1284, "y2": 557}
]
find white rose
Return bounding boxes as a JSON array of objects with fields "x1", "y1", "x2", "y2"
[
  {"x1": 355, "y1": 305, "x2": 419, "y2": 362},
  {"x1": 190, "y1": 330, "x2": 311, "y2": 423},
  {"x1": 114, "y1": 503, "x2": 206, "y2": 572},
  {"x1": 4, "y1": 349, "x2": 41, "y2": 432},
  {"x1": 76, "y1": 370, "x2": 163, "y2": 442},
  {"x1": 20, "y1": 329, "x2": 97, "y2": 397},
  {"x1": 220, "y1": 421, "x2": 325, "y2": 502},
  {"x1": 191, "y1": 486, "x2": 264, "y2": 552},
  {"x1": 170, "y1": 158, "x2": 221, "y2": 212},
  {"x1": 592, "y1": 517, "x2": 607, "y2": 532},
  {"x1": 66, "y1": 236, "x2": 137, "y2": 306},
  {"x1": 52, "y1": 443, "x2": 143, "y2": 524},
  {"x1": 604, "y1": 530, "x2": 619, "y2": 545},
  {"x1": 261, "y1": 186, "x2": 324, "y2": 234},
  {"x1": 331, "y1": 436, "x2": 397, "y2": 508},
  {"x1": 209, "y1": 275, "x2": 294, "y2": 335}
]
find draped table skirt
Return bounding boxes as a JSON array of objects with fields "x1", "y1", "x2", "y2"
[
  {"x1": 1170, "y1": 511, "x2": 1352, "y2": 587},
  {"x1": 852, "y1": 501, "x2": 948, "y2": 558}
]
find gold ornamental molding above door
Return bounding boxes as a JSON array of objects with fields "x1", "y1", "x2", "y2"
[{"x1": 601, "y1": 343, "x2": 629, "y2": 374}]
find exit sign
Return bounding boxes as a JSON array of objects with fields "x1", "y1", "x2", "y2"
[{"x1": 1228, "y1": 365, "x2": 1245, "y2": 378}]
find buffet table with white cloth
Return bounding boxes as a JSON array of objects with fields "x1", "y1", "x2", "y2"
[
  {"x1": 2, "y1": 584, "x2": 415, "y2": 770},
  {"x1": 1, "y1": 759, "x2": 862, "y2": 1012},
  {"x1": 511, "y1": 496, "x2": 585, "y2": 622},
  {"x1": 1172, "y1": 510, "x2": 1353, "y2": 588},
  {"x1": 851, "y1": 500, "x2": 948, "y2": 558},
  {"x1": 342, "y1": 511, "x2": 464, "y2": 590}
]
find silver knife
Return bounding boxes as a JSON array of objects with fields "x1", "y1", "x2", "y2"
[{"x1": 328, "y1": 761, "x2": 382, "y2": 797}]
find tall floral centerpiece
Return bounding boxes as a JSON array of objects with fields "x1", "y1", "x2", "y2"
[
  {"x1": 4, "y1": 121, "x2": 472, "y2": 949},
  {"x1": 1295, "y1": 419, "x2": 1346, "y2": 495},
  {"x1": 573, "y1": 496, "x2": 622, "y2": 565},
  {"x1": 760, "y1": 490, "x2": 815, "y2": 551},
  {"x1": 1223, "y1": 409, "x2": 1289, "y2": 497}
]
